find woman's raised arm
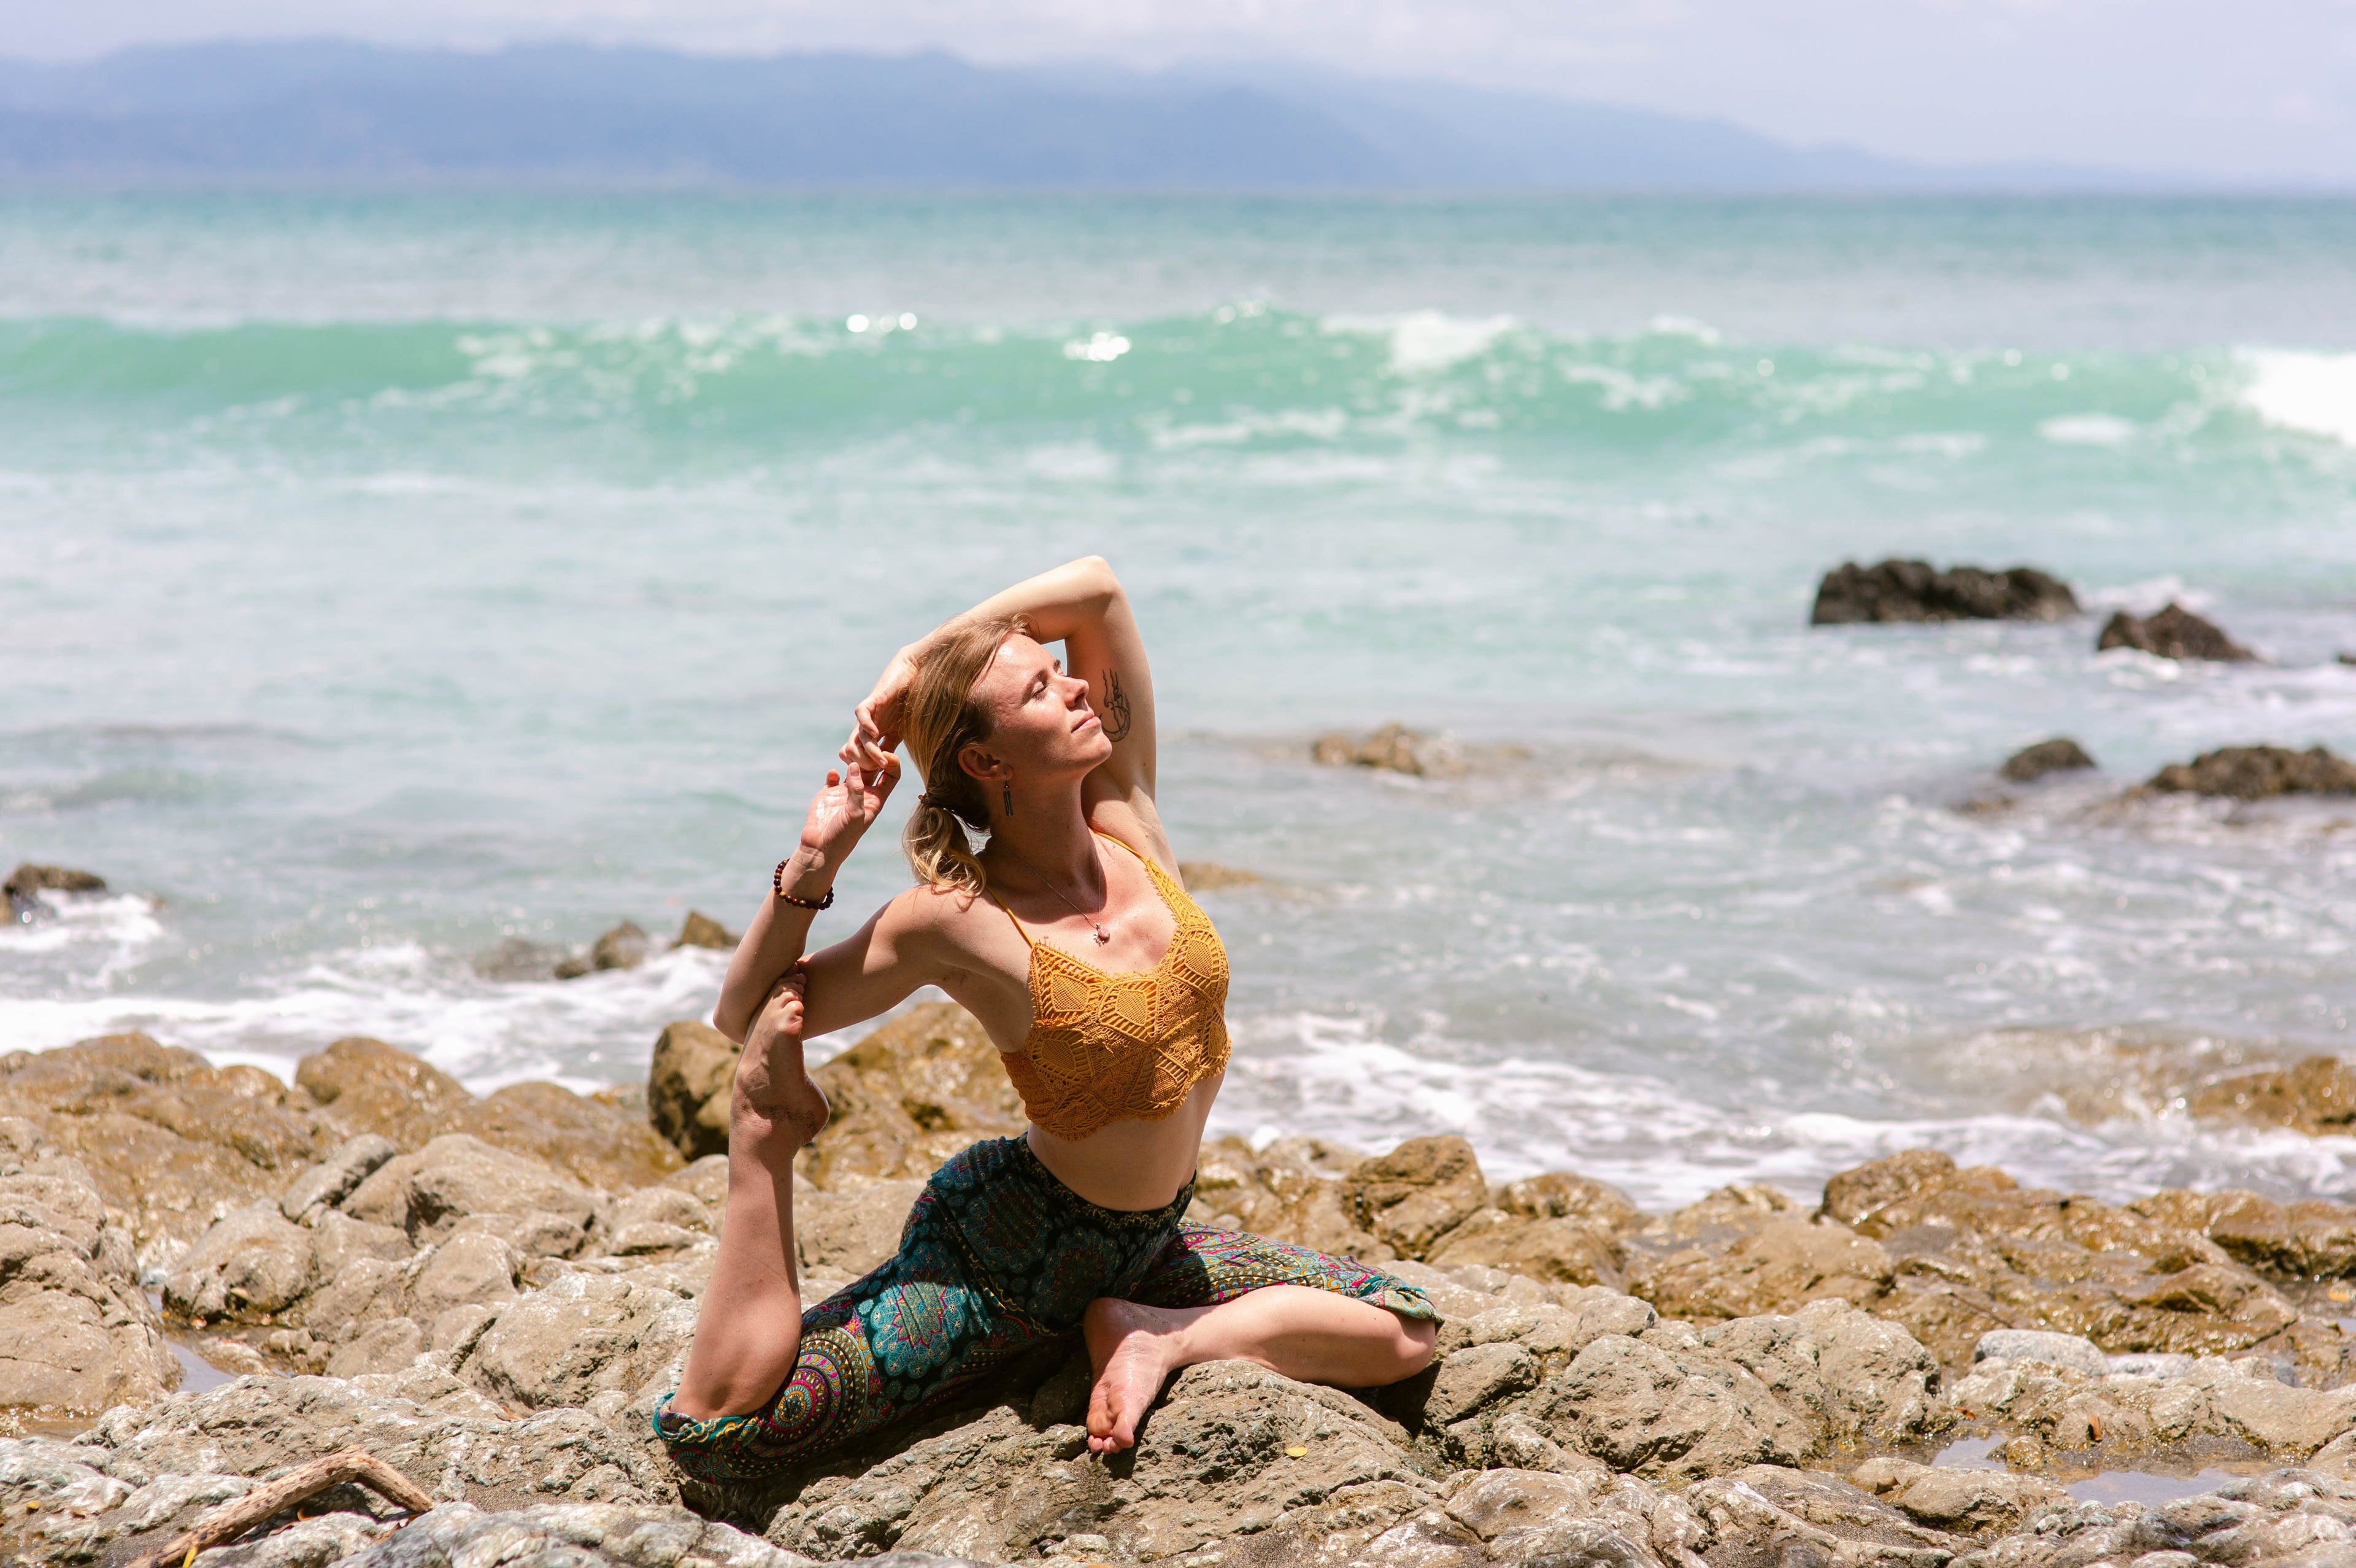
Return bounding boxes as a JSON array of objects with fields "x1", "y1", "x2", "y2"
[
  {"x1": 712, "y1": 758, "x2": 899, "y2": 1042},
  {"x1": 845, "y1": 555, "x2": 1158, "y2": 810}
]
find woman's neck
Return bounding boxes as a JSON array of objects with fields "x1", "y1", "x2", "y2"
[{"x1": 984, "y1": 782, "x2": 1103, "y2": 893}]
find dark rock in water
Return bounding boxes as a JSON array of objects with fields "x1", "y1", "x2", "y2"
[
  {"x1": 556, "y1": 921, "x2": 649, "y2": 978},
  {"x1": 2097, "y1": 602, "x2": 2256, "y2": 661},
  {"x1": 2000, "y1": 737, "x2": 2097, "y2": 783},
  {"x1": 671, "y1": 910, "x2": 733, "y2": 950},
  {"x1": 470, "y1": 937, "x2": 569, "y2": 982},
  {"x1": 1809, "y1": 559, "x2": 2079, "y2": 625},
  {"x1": 2341, "y1": 651, "x2": 2356, "y2": 666},
  {"x1": 1311, "y1": 722, "x2": 1466, "y2": 777},
  {"x1": 2146, "y1": 745, "x2": 2356, "y2": 800},
  {"x1": 2191, "y1": 1055, "x2": 2356, "y2": 1136},
  {"x1": 4, "y1": 863, "x2": 107, "y2": 899}
]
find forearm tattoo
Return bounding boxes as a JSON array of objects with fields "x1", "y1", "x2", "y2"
[{"x1": 1101, "y1": 668, "x2": 1134, "y2": 740}]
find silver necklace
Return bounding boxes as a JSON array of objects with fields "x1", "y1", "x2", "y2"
[{"x1": 1007, "y1": 848, "x2": 1112, "y2": 945}]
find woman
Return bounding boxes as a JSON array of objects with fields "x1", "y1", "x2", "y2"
[{"x1": 657, "y1": 557, "x2": 1437, "y2": 1483}]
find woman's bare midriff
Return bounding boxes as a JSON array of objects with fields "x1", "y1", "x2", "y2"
[{"x1": 1018, "y1": 1070, "x2": 1223, "y2": 1211}]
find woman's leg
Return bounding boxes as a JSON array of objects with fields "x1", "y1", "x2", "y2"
[
  {"x1": 1082, "y1": 1287, "x2": 1436, "y2": 1453},
  {"x1": 671, "y1": 978, "x2": 831, "y2": 1419}
]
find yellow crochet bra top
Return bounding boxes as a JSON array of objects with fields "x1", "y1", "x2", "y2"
[{"x1": 987, "y1": 831, "x2": 1231, "y2": 1142}]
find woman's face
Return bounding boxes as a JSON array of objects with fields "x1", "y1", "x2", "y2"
[{"x1": 964, "y1": 633, "x2": 1113, "y2": 783}]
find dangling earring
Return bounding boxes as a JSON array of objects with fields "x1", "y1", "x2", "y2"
[{"x1": 1001, "y1": 781, "x2": 1014, "y2": 815}]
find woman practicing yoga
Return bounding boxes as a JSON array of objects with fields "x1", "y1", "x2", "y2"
[{"x1": 656, "y1": 557, "x2": 1438, "y2": 1482}]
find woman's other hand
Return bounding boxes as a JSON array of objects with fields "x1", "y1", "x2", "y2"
[
  {"x1": 844, "y1": 644, "x2": 922, "y2": 777},
  {"x1": 796, "y1": 754, "x2": 901, "y2": 874}
]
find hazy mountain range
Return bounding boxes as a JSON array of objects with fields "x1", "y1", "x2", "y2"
[{"x1": 0, "y1": 40, "x2": 2169, "y2": 191}]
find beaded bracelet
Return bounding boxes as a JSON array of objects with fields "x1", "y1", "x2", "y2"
[{"x1": 773, "y1": 859, "x2": 835, "y2": 910}]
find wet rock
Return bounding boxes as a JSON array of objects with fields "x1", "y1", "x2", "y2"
[
  {"x1": 2098, "y1": 602, "x2": 2257, "y2": 661},
  {"x1": 1946, "y1": 1353, "x2": 2356, "y2": 1466},
  {"x1": 1810, "y1": 559, "x2": 2080, "y2": 625},
  {"x1": 452, "y1": 1081, "x2": 683, "y2": 1194},
  {"x1": 0, "y1": 1034, "x2": 329, "y2": 1251},
  {"x1": 2146, "y1": 744, "x2": 2356, "y2": 800},
  {"x1": 296, "y1": 1038, "x2": 473, "y2": 1153},
  {"x1": 2130, "y1": 1186, "x2": 2356, "y2": 1277},
  {"x1": 0, "y1": 1152, "x2": 177, "y2": 1416},
  {"x1": 1850, "y1": 1456, "x2": 2068, "y2": 1536},
  {"x1": 471, "y1": 937, "x2": 572, "y2": 982},
  {"x1": 3, "y1": 863, "x2": 107, "y2": 897},
  {"x1": 795, "y1": 1004, "x2": 1026, "y2": 1191},
  {"x1": 2187, "y1": 1056, "x2": 2356, "y2": 1136},
  {"x1": 560, "y1": 922, "x2": 652, "y2": 979},
  {"x1": 674, "y1": 912, "x2": 735, "y2": 951},
  {"x1": 1347, "y1": 1135, "x2": 1490, "y2": 1258},
  {"x1": 2001, "y1": 737, "x2": 2098, "y2": 783},
  {"x1": 342, "y1": 1134, "x2": 601, "y2": 1250},
  {"x1": 1809, "y1": 1148, "x2": 2320, "y2": 1381},
  {"x1": 1311, "y1": 722, "x2": 1467, "y2": 778},
  {"x1": 649, "y1": 1021, "x2": 742, "y2": 1164}
]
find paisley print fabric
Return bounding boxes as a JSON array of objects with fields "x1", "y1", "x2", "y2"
[{"x1": 653, "y1": 1135, "x2": 1437, "y2": 1483}]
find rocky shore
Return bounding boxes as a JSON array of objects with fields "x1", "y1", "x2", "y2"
[{"x1": 9, "y1": 1011, "x2": 2356, "y2": 1567}]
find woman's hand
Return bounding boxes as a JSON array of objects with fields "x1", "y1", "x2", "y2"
[
  {"x1": 783, "y1": 755, "x2": 901, "y2": 894},
  {"x1": 842, "y1": 644, "x2": 922, "y2": 777}
]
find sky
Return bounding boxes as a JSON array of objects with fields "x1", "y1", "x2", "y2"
[{"x1": 7, "y1": 0, "x2": 2355, "y2": 184}]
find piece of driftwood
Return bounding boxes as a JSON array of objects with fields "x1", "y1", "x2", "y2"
[{"x1": 121, "y1": 1447, "x2": 435, "y2": 1568}]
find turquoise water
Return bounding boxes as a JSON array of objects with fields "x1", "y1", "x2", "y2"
[{"x1": 6, "y1": 193, "x2": 2356, "y2": 1207}]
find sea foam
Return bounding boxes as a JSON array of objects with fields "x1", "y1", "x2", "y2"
[{"x1": 2238, "y1": 349, "x2": 2356, "y2": 445}]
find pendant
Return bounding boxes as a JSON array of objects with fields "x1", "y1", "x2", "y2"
[{"x1": 1091, "y1": 923, "x2": 1111, "y2": 945}]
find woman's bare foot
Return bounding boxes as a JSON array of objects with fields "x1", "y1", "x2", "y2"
[
  {"x1": 733, "y1": 972, "x2": 831, "y2": 1163},
  {"x1": 1082, "y1": 1297, "x2": 1196, "y2": 1454}
]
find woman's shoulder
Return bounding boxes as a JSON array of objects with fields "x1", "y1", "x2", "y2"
[{"x1": 876, "y1": 878, "x2": 1003, "y2": 947}]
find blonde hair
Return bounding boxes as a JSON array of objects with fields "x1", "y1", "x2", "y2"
[{"x1": 901, "y1": 615, "x2": 1028, "y2": 895}]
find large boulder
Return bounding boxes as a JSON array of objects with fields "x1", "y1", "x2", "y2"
[
  {"x1": 1810, "y1": 559, "x2": 2079, "y2": 625},
  {"x1": 0, "y1": 1142, "x2": 177, "y2": 1416},
  {"x1": 1809, "y1": 1148, "x2": 2333, "y2": 1382},
  {"x1": 452, "y1": 1080, "x2": 683, "y2": 1193},
  {"x1": 649, "y1": 1020, "x2": 741, "y2": 1163},
  {"x1": 1947, "y1": 1350, "x2": 2356, "y2": 1467},
  {"x1": 795, "y1": 1004, "x2": 1026, "y2": 1190},
  {"x1": 465, "y1": 1272, "x2": 698, "y2": 1418},
  {"x1": 0, "y1": 1034, "x2": 329, "y2": 1251},
  {"x1": 2001, "y1": 737, "x2": 2096, "y2": 783},
  {"x1": 296, "y1": 1037, "x2": 475, "y2": 1151},
  {"x1": 1311, "y1": 723, "x2": 1468, "y2": 778},
  {"x1": 2146, "y1": 744, "x2": 2356, "y2": 800},
  {"x1": 1346, "y1": 1135, "x2": 1490, "y2": 1257},
  {"x1": 2188, "y1": 1055, "x2": 2356, "y2": 1136},
  {"x1": 1421, "y1": 1294, "x2": 1942, "y2": 1482},
  {"x1": 343, "y1": 1134, "x2": 603, "y2": 1249},
  {"x1": 762, "y1": 1357, "x2": 1444, "y2": 1564},
  {"x1": 2098, "y1": 602, "x2": 2257, "y2": 661}
]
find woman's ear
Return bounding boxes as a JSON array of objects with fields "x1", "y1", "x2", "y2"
[{"x1": 957, "y1": 741, "x2": 1004, "y2": 783}]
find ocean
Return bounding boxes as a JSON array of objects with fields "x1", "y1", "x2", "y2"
[{"x1": 4, "y1": 191, "x2": 2355, "y2": 1210}]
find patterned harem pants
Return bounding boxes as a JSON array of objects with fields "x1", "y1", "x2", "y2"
[{"x1": 653, "y1": 1134, "x2": 1439, "y2": 1483}]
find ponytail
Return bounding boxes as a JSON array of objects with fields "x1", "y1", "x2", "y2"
[{"x1": 900, "y1": 616, "x2": 1027, "y2": 896}]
